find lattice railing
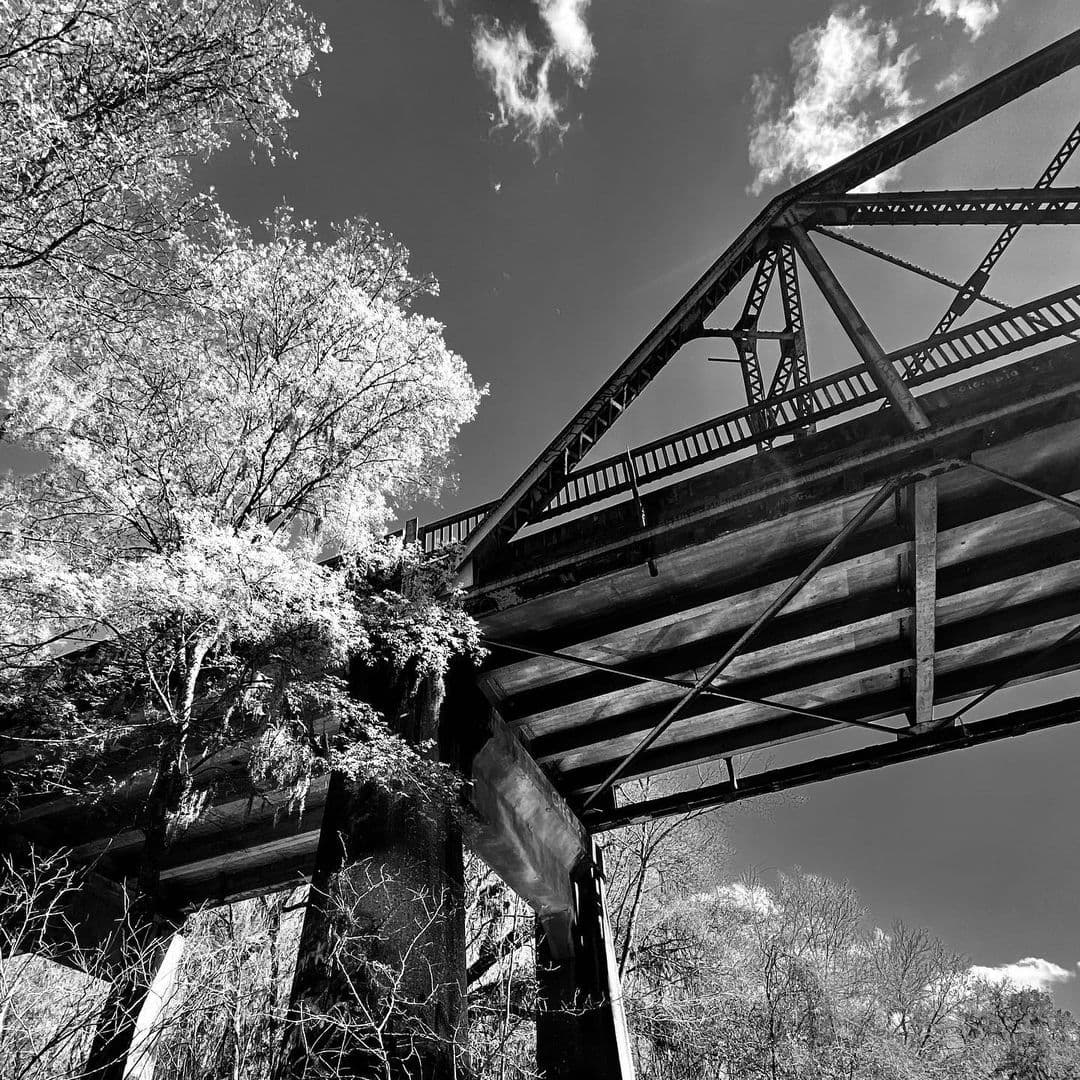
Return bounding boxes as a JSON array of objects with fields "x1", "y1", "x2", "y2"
[{"x1": 410, "y1": 282, "x2": 1080, "y2": 551}]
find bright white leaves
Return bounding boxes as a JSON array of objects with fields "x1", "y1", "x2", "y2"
[
  {"x1": 0, "y1": 0, "x2": 327, "y2": 313},
  {"x1": 1, "y1": 214, "x2": 481, "y2": 678},
  {"x1": 0, "y1": 2, "x2": 482, "y2": 823},
  {"x1": 749, "y1": 6, "x2": 919, "y2": 195}
]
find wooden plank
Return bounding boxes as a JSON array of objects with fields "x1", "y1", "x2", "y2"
[{"x1": 554, "y1": 596, "x2": 1080, "y2": 793}]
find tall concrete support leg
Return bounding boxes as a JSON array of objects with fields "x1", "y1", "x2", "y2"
[
  {"x1": 275, "y1": 673, "x2": 467, "y2": 1080},
  {"x1": 83, "y1": 920, "x2": 185, "y2": 1080},
  {"x1": 536, "y1": 844, "x2": 636, "y2": 1080}
]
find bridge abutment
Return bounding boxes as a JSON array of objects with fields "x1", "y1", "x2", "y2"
[{"x1": 83, "y1": 916, "x2": 185, "y2": 1080}]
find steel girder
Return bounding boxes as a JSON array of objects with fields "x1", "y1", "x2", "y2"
[
  {"x1": 793, "y1": 186, "x2": 1080, "y2": 226},
  {"x1": 585, "y1": 695, "x2": 1080, "y2": 830},
  {"x1": 450, "y1": 27, "x2": 1080, "y2": 577}
]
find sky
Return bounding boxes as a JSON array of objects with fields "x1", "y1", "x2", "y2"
[{"x1": 205, "y1": 0, "x2": 1080, "y2": 1011}]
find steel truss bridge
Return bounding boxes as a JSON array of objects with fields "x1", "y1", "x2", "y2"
[{"x1": 11, "y1": 25, "x2": 1080, "y2": 1080}]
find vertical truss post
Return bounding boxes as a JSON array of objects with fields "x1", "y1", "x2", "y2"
[
  {"x1": 787, "y1": 224, "x2": 931, "y2": 433},
  {"x1": 901, "y1": 478, "x2": 938, "y2": 729},
  {"x1": 733, "y1": 250, "x2": 778, "y2": 444},
  {"x1": 767, "y1": 243, "x2": 814, "y2": 437}
]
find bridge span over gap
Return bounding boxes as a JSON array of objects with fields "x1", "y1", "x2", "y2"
[{"x1": 11, "y1": 25, "x2": 1080, "y2": 1080}]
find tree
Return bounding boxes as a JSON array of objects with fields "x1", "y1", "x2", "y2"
[
  {"x1": 961, "y1": 982, "x2": 1080, "y2": 1080},
  {"x1": 2, "y1": 205, "x2": 483, "y2": 876},
  {"x1": 1, "y1": 212, "x2": 483, "y2": 1076},
  {"x1": 1, "y1": 0, "x2": 327, "y2": 322}
]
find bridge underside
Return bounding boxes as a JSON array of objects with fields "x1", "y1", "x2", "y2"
[
  {"x1": 8, "y1": 27, "x2": 1080, "y2": 1080},
  {"x1": 473, "y1": 342, "x2": 1080, "y2": 830},
  {"x1": 14, "y1": 340, "x2": 1080, "y2": 901}
]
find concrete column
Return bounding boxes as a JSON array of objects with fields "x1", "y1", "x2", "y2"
[
  {"x1": 83, "y1": 919, "x2": 185, "y2": 1080},
  {"x1": 122, "y1": 933, "x2": 186, "y2": 1080},
  {"x1": 275, "y1": 671, "x2": 467, "y2": 1080},
  {"x1": 536, "y1": 843, "x2": 636, "y2": 1080}
]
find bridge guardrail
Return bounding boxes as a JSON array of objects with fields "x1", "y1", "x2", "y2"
[{"x1": 410, "y1": 282, "x2": 1080, "y2": 552}]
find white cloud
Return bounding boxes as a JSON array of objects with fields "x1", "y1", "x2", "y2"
[
  {"x1": 925, "y1": 0, "x2": 1002, "y2": 40},
  {"x1": 935, "y1": 69, "x2": 965, "y2": 94},
  {"x1": 538, "y1": 0, "x2": 595, "y2": 81},
  {"x1": 428, "y1": 0, "x2": 455, "y2": 27},
  {"x1": 970, "y1": 957, "x2": 1077, "y2": 993},
  {"x1": 748, "y1": 6, "x2": 919, "y2": 195},
  {"x1": 472, "y1": 0, "x2": 596, "y2": 149},
  {"x1": 473, "y1": 24, "x2": 565, "y2": 146}
]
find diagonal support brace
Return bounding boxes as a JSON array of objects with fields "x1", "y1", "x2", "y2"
[
  {"x1": 582, "y1": 475, "x2": 905, "y2": 808},
  {"x1": 787, "y1": 224, "x2": 931, "y2": 433}
]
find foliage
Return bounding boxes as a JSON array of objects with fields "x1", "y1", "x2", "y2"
[
  {"x1": 1, "y1": 208, "x2": 483, "y2": 907},
  {"x1": 0, "y1": 0, "x2": 327, "y2": 321},
  {"x1": 617, "y1": 859, "x2": 1080, "y2": 1079},
  {"x1": 464, "y1": 854, "x2": 539, "y2": 1080},
  {"x1": 5, "y1": 846, "x2": 1080, "y2": 1079}
]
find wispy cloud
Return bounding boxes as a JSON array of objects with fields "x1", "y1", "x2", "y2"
[
  {"x1": 473, "y1": 24, "x2": 565, "y2": 146},
  {"x1": 925, "y1": 0, "x2": 1003, "y2": 40},
  {"x1": 538, "y1": 0, "x2": 595, "y2": 79},
  {"x1": 472, "y1": 0, "x2": 596, "y2": 149},
  {"x1": 427, "y1": 0, "x2": 456, "y2": 28},
  {"x1": 970, "y1": 957, "x2": 1077, "y2": 993},
  {"x1": 748, "y1": 6, "x2": 919, "y2": 195}
]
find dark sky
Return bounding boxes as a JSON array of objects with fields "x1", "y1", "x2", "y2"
[{"x1": 205, "y1": 0, "x2": 1080, "y2": 1007}]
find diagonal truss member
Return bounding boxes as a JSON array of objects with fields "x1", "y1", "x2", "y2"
[
  {"x1": 581, "y1": 476, "x2": 905, "y2": 809},
  {"x1": 900, "y1": 118, "x2": 1080, "y2": 383}
]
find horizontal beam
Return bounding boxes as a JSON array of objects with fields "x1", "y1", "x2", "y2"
[
  {"x1": 586, "y1": 694, "x2": 1080, "y2": 830},
  {"x1": 492, "y1": 586, "x2": 909, "y2": 724},
  {"x1": 483, "y1": 635, "x2": 889, "y2": 733},
  {"x1": 795, "y1": 187, "x2": 1080, "y2": 227},
  {"x1": 695, "y1": 328, "x2": 796, "y2": 341}
]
